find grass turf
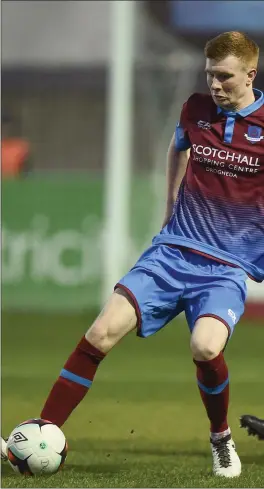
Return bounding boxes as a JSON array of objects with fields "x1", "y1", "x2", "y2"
[{"x1": 1, "y1": 311, "x2": 264, "y2": 487}]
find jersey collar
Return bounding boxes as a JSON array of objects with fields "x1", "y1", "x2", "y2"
[{"x1": 216, "y1": 88, "x2": 264, "y2": 117}]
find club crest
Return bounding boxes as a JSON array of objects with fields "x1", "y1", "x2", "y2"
[{"x1": 244, "y1": 125, "x2": 263, "y2": 144}]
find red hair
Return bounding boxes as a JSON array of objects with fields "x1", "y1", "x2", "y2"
[{"x1": 204, "y1": 31, "x2": 259, "y2": 69}]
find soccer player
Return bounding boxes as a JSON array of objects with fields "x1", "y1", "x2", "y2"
[
  {"x1": 240, "y1": 415, "x2": 264, "y2": 440},
  {"x1": 40, "y1": 31, "x2": 264, "y2": 478}
]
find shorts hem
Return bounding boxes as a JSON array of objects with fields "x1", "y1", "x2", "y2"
[
  {"x1": 196, "y1": 314, "x2": 231, "y2": 338},
  {"x1": 114, "y1": 283, "x2": 142, "y2": 336}
]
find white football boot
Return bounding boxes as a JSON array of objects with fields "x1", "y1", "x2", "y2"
[
  {"x1": 1, "y1": 437, "x2": 8, "y2": 461},
  {"x1": 211, "y1": 434, "x2": 241, "y2": 478}
]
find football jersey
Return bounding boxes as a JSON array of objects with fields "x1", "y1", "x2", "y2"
[{"x1": 153, "y1": 89, "x2": 264, "y2": 282}]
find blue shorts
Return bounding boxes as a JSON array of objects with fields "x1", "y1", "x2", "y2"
[{"x1": 116, "y1": 244, "x2": 247, "y2": 338}]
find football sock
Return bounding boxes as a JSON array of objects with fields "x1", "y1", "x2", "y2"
[
  {"x1": 210, "y1": 427, "x2": 231, "y2": 442},
  {"x1": 41, "y1": 336, "x2": 105, "y2": 427},
  {"x1": 194, "y1": 352, "x2": 229, "y2": 433}
]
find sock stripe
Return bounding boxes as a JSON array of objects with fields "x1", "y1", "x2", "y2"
[
  {"x1": 60, "y1": 368, "x2": 92, "y2": 388},
  {"x1": 197, "y1": 377, "x2": 229, "y2": 395}
]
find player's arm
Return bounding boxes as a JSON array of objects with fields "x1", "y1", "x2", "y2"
[
  {"x1": 162, "y1": 134, "x2": 190, "y2": 228},
  {"x1": 162, "y1": 100, "x2": 191, "y2": 228}
]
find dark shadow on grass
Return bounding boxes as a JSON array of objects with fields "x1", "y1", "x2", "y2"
[
  {"x1": 117, "y1": 447, "x2": 209, "y2": 458},
  {"x1": 1, "y1": 463, "x2": 14, "y2": 476},
  {"x1": 1, "y1": 462, "x2": 122, "y2": 479},
  {"x1": 69, "y1": 439, "x2": 210, "y2": 459},
  {"x1": 69, "y1": 438, "x2": 264, "y2": 469},
  {"x1": 240, "y1": 454, "x2": 264, "y2": 467},
  {"x1": 65, "y1": 463, "x2": 122, "y2": 475}
]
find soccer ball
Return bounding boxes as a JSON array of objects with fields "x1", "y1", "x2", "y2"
[{"x1": 6, "y1": 418, "x2": 68, "y2": 476}]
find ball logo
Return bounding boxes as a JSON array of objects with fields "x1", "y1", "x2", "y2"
[
  {"x1": 41, "y1": 459, "x2": 50, "y2": 468},
  {"x1": 13, "y1": 432, "x2": 28, "y2": 443}
]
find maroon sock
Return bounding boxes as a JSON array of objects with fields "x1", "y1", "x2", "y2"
[
  {"x1": 41, "y1": 336, "x2": 105, "y2": 427},
  {"x1": 194, "y1": 352, "x2": 229, "y2": 433}
]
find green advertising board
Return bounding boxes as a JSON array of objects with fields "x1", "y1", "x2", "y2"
[{"x1": 2, "y1": 177, "x2": 156, "y2": 311}]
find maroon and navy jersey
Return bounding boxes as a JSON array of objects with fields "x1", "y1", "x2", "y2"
[{"x1": 153, "y1": 89, "x2": 264, "y2": 282}]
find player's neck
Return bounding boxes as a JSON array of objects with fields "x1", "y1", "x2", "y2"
[{"x1": 232, "y1": 90, "x2": 256, "y2": 112}]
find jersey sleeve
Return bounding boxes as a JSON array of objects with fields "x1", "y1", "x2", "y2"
[{"x1": 175, "y1": 101, "x2": 191, "y2": 151}]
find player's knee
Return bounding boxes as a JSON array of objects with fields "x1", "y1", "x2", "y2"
[
  {"x1": 85, "y1": 317, "x2": 127, "y2": 353},
  {"x1": 85, "y1": 324, "x2": 114, "y2": 353},
  {"x1": 190, "y1": 336, "x2": 220, "y2": 361},
  {"x1": 85, "y1": 289, "x2": 137, "y2": 353},
  {"x1": 190, "y1": 317, "x2": 229, "y2": 361}
]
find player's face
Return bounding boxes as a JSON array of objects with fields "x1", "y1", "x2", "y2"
[{"x1": 205, "y1": 55, "x2": 256, "y2": 111}]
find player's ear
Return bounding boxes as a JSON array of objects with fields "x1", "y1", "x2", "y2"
[{"x1": 247, "y1": 68, "x2": 257, "y2": 86}]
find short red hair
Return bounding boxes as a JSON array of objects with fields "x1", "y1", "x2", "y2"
[{"x1": 204, "y1": 31, "x2": 259, "y2": 70}]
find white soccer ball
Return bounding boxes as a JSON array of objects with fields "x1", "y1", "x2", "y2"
[{"x1": 6, "y1": 418, "x2": 68, "y2": 476}]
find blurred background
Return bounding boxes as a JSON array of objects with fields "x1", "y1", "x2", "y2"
[{"x1": 2, "y1": 0, "x2": 264, "y2": 316}]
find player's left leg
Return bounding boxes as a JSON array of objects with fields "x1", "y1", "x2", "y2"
[
  {"x1": 184, "y1": 259, "x2": 247, "y2": 478},
  {"x1": 190, "y1": 317, "x2": 241, "y2": 478}
]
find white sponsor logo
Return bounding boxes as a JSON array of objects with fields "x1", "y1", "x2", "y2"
[
  {"x1": 228, "y1": 309, "x2": 237, "y2": 324},
  {"x1": 192, "y1": 144, "x2": 260, "y2": 167}
]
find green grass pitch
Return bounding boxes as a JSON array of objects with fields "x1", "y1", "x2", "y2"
[{"x1": 1, "y1": 311, "x2": 264, "y2": 487}]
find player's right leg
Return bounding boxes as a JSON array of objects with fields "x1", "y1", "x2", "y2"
[
  {"x1": 1, "y1": 437, "x2": 7, "y2": 461},
  {"x1": 41, "y1": 288, "x2": 138, "y2": 427},
  {"x1": 40, "y1": 244, "x2": 185, "y2": 428}
]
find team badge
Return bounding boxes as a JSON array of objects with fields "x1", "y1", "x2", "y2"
[{"x1": 244, "y1": 125, "x2": 264, "y2": 144}]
